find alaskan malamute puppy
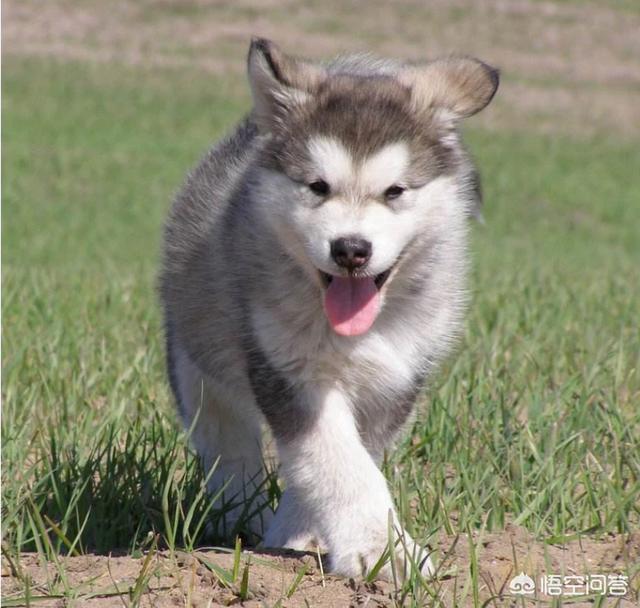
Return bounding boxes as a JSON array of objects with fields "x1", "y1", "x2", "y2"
[{"x1": 160, "y1": 38, "x2": 498, "y2": 579}]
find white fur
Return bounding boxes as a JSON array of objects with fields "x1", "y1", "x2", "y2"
[
  {"x1": 265, "y1": 386, "x2": 433, "y2": 577},
  {"x1": 251, "y1": 302, "x2": 415, "y2": 391},
  {"x1": 261, "y1": 487, "x2": 318, "y2": 550},
  {"x1": 360, "y1": 142, "x2": 410, "y2": 194},
  {"x1": 256, "y1": 137, "x2": 462, "y2": 293},
  {"x1": 285, "y1": 171, "x2": 460, "y2": 280},
  {"x1": 307, "y1": 136, "x2": 355, "y2": 188}
]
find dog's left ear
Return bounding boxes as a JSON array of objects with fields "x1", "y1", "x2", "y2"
[
  {"x1": 247, "y1": 37, "x2": 326, "y2": 133},
  {"x1": 400, "y1": 57, "x2": 499, "y2": 121}
]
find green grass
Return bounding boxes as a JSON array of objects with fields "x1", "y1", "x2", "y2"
[{"x1": 2, "y1": 57, "x2": 639, "y2": 605}]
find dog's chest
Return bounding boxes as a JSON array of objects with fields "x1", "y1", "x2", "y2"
[{"x1": 251, "y1": 303, "x2": 419, "y2": 395}]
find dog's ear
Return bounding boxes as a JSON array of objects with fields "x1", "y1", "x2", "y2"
[
  {"x1": 401, "y1": 57, "x2": 499, "y2": 121},
  {"x1": 248, "y1": 37, "x2": 325, "y2": 132}
]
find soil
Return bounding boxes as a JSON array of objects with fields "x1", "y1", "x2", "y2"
[{"x1": 3, "y1": 526, "x2": 639, "y2": 606}]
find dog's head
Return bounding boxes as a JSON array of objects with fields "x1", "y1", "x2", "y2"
[{"x1": 248, "y1": 38, "x2": 499, "y2": 336}]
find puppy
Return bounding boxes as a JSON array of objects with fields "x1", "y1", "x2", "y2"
[{"x1": 160, "y1": 38, "x2": 498, "y2": 578}]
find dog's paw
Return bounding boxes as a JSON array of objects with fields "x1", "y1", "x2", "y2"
[
  {"x1": 262, "y1": 490, "x2": 321, "y2": 551},
  {"x1": 329, "y1": 529, "x2": 434, "y2": 581},
  {"x1": 263, "y1": 525, "x2": 317, "y2": 551}
]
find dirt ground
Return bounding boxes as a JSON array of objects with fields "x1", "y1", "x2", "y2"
[
  {"x1": 3, "y1": 0, "x2": 640, "y2": 138},
  {"x1": 3, "y1": 526, "x2": 639, "y2": 606}
]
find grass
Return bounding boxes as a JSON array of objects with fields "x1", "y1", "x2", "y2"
[{"x1": 2, "y1": 56, "x2": 639, "y2": 606}]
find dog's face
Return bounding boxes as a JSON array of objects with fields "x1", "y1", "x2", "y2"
[{"x1": 248, "y1": 39, "x2": 498, "y2": 336}]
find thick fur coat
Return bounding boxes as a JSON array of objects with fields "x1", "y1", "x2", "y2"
[{"x1": 160, "y1": 38, "x2": 498, "y2": 579}]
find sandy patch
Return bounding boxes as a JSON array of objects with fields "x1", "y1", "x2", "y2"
[{"x1": 3, "y1": 526, "x2": 638, "y2": 606}]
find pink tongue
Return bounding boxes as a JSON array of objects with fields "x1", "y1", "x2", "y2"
[{"x1": 323, "y1": 276, "x2": 380, "y2": 336}]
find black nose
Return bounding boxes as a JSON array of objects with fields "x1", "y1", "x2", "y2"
[{"x1": 330, "y1": 237, "x2": 372, "y2": 271}]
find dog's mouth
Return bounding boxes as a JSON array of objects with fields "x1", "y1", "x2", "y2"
[
  {"x1": 318, "y1": 265, "x2": 395, "y2": 337},
  {"x1": 318, "y1": 267, "x2": 393, "y2": 290}
]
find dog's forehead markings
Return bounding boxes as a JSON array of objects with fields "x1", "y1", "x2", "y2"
[
  {"x1": 308, "y1": 137, "x2": 410, "y2": 193},
  {"x1": 307, "y1": 136, "x2": 354, "y2": 185},
  {"x1": 360, "y1": 142, "x2": 410, "y2": 193}
]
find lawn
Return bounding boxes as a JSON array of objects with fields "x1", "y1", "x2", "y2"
[{"x1": 2, "y1": 53, "x2": 639, "y2": 606}]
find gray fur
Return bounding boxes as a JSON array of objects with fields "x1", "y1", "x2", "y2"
[
  {"x1": 245, "y1": 340, "x2": 317, "y2": 442},
  {"x1": 159, "y1": 38, "x2": 498, "y2": 577}
]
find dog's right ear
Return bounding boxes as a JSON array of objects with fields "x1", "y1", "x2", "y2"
[{"x1": 248, "y1": 38, "x2": 325, "y2": 133}]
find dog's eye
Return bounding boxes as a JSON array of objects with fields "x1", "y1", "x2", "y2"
[
  {"x1": 384, "y1": 185, "x2": 405, "y2": 200},
  {"x1": 309, "y1": 180, "x2": 330, "y2": 196}
]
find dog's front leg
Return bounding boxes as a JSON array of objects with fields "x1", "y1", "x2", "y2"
[{"x1": 264, "y1": 385, "x2": 432, "y2": 579}]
